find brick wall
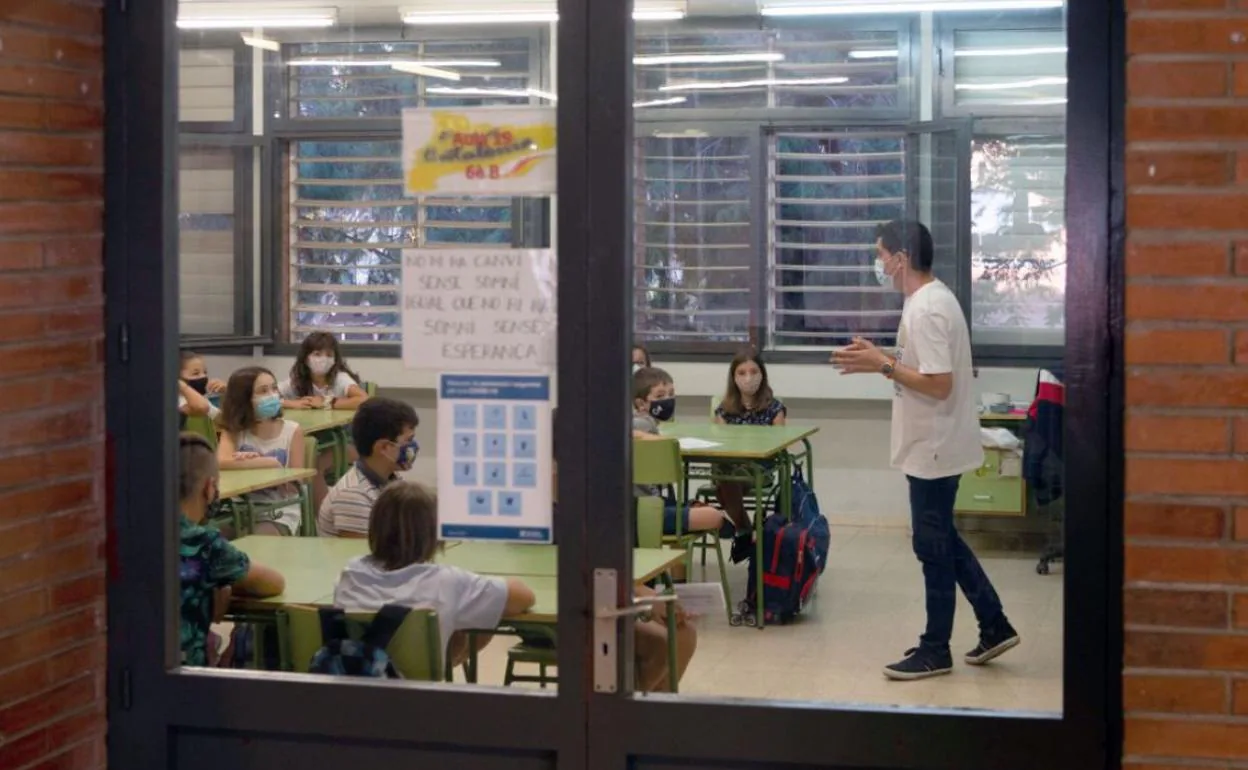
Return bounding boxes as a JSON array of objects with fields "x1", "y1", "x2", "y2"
[
  {"x1": 0, "y1": 2, "x2": 107, "y2": 769},
  {"x1": 1124, "y1": 0, "x2": 1248, "y2": 767}
]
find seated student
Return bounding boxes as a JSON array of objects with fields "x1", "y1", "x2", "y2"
[
  {"x1": 713, "y1": 350, "x2": 787, "y2": 563},
  {"x1": 334, "y1": 482, "x2": 536, "y2": 669},
  {"x1": 217, "y1": 367, "x2": 306, "y2": 536},
  {"x1": 181, "y1": 351, "x2": 226, "y2": 410},
  {"x1": 631, "y1": 366, "x2": 723, "y2": 537},
  {"x1": 318, "y1": 397, "x2": 419, "y2": 538},
  {"x1": 178, "y1": 432, "x2": 285, "y2": 667},
  {"x1": 631, "y1": 342, "x2": 652, "y2": 374},
  {"x1": 279, "y1": 332, "x2": 369, "y2": 509}
]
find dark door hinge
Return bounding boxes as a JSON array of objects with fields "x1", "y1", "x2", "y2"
[
  {"x1": 119, "y1": 323, "x2": 130, "y2": 363},
  {"x1": 120, "y1": 667, "x2": 133, "y2": 710}
]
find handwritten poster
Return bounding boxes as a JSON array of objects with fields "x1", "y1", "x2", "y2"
[
  {"x1": 401, "y1": 249, "x2": 556, "y2": 372},
  {"x1": 437, "y1": 373, "x2": 553, "y2": 543},
  {"x1": 401, "y1": 107, "x2": 556, "y2": 196}
]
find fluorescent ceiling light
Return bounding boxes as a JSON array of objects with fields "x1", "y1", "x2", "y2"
[
  {"x1": 391, "y1": 62, "x2": 461, "y2": 81},
  {"x1": 956, "y1": 76, "x2": 1067, "y2": 91},
  {"x1": 634, "y1": 96, "x2": 688, "y2": 108},
  {"x1": 956, "y1": 46, "x2": 1067, "y2": 57},
  {"x1": 177, "y1": 8, "x2": 337, "y2": 29},
  {"x1": 762, "y1": 1, "x2": 1063, "y2": 16},
  {"x1": 847, "y1": 49, "x2": 898, "y2": 59},
  {"x1": 402, "y1": 10, "x2": 558, "y2": 23},
  {"x1": 634, "y1": 9, "x2": 686, "y2": 20},
  {"x1": 240, "y1": 34, "x2": 281, "y2": 52},
  {"x1": 426, "y1": 86, "x2": 558, "y2": 101},
  {"x1": 634, "y1": 52, "x2": 784, "y2": 65},
  {"x1": 288, "y1": 57, "x2": 499, "y2": 68},
  {"x1": 660, "y1": 76, "x2": 849, "y2": 92}
]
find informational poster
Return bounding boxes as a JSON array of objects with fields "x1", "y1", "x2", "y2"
[
  {"x1": 401, "y1": 249, "x2": 556, "y2": 372},
  {"x1": 401, "y1": 107, "x2": 556, "y2": 196},
  {"x1": 437, "y1": 373, "x2": 552, "y2": 543}
]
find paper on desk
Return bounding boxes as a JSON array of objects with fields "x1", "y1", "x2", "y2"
[
  {"x1": 673, "y1": 582, "x2": 726, "y2": 618},
  {"x1": 677, "y1": 437, "x2": 721, "y2": 450}
]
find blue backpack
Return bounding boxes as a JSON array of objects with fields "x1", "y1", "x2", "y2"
[
  {"x1": 739, "y1": 467, "x2": 830, "y2": 626},
  {"x1": 307, "y1": 605, "x2": 410, "y2": 678}
]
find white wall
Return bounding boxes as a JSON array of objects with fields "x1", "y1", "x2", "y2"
[{"x1": 201, "y1": 354, "x2": 1039, "y2": 529}]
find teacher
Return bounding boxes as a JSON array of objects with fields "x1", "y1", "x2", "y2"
[{"x1": 832, "y1": 220, "x2": 1019, "y2": 681}]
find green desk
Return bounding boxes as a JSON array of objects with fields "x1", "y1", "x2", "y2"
[
  {"x1": 660, "y1": 422, "x2": 819, "y2": 630},
  {"x1": 229, "y1": 537, "x2": 686, "y2": 690},
  {"x1": 219, "y1": 468, "x2": 316, "y2": 498},
  {"x1": 284, "y1": 409, "x2": 356, "y2": 479}
]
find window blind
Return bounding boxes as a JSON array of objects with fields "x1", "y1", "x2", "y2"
[
  {"x1": 179, "y1": 48, "x2": 234, "y2": 123},
  {"x1": 179, "y1": 148, "x2": 236, "y2": 335}
]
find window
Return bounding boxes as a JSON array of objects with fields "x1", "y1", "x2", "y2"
[
  {"x1": 769, "y1": 132, "x2": 905, "y2": 349},
  {"x1": 633, "y1": 134, "x2": 754, "y2": 345},
  {"x1": 179, "y1": 47, "x2": 236, "y2": 124},
  {"x1": 179, "y1": 147, "x2": 242, "y2": 336},
  {"x1": 287, "y1": 140, "x2": 516, "y2": 344},
  {"x1": 950, "y1": 29, "x2": 1066, "y2": 112}
]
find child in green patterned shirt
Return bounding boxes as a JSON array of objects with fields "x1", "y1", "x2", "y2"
[{"x1": 178, "y1": 432, "x2": 285, "y2": 666}]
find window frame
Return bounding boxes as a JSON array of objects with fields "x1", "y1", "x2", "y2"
[{"x1": 177, "y1": 34, "x2": 253, "y2": 135}]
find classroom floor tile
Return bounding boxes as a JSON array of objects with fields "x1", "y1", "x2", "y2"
[{"x1": 466, "y1": 527, "x2": 1064, "y2": 714}]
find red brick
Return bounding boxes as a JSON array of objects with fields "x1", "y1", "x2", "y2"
[
  {"x1": 1127, "y1": 370, "x2": 1248, "y2": 407},
  {"x1": 1126, "y1": 544, "x2": 1248, "y2": 584},
  {"x1": 1129, "y1": 106, "x2": 1248, "y2": 142},
  {"x1": 0, "y1": 132, "x2": 100, "y2": 167},
  {"x1": 47, "y1": 572, "x2": 102, "y2": 612},
  {"x1": 1127, "y1": 716, "x2": 1248, "y2": 760},
  {"x1": 0, "y1": 96, "x2": 45, "y2": 129},
  {"x1": 1126, "y1": 241, "x2": 1228, "y2": 277},
  {"x1": 43, "y1": 101, "x2": 101, "y2": 131},
  {"x1": 1236, "y1": 330, "x2": 1248, "y2": 363},
  {"x1": 1127, "y1": 631, "x2": 1248, "y2": 671},
  {"x1": 0, "y1": 271, "x2": 101, "y2": 310},
  {"x1": 1126, "y1": 414, "x2": 1230, "y2": 452},
  {"x1": 45, "y1": 639, "x2": 104, "y2": 687},
  {"x1": 1125, "y1": 588, "x2": 1229, "y2": 628},
  {"x1": 0, "y1": 541, "x2": 97, "y2": 597},
  {"x1": 0, "y1": 479, "x2": 95, "y2": 527},
  {"x1": 1128, "y1": 284, "x2": 1248, "y2": 321},
  {"x1": 1126, "y1": 328, "x2": 1229, "y2": 364},
  {"x1": 1128, "y1": 63, "x2": 1229, "y2": 100},
  {"x1": 0, "y1": 3, "x2": 103, "y2": 36},
  {"x1": 1129, "y1": 17, "x2": 1248, "y2": 55},
  {"x1": 1235, "y1": 62, "x2": 1248, "y2": 97},
  {"x1": 1235, "y1": 594, "x2": 1248, "y2": 628},
  {"x1": 0, "y1": 588, "x2": 47, "y2": 629},
  {"x1": 0, "y1": 607, "x2": 99, "y2": 671},
  {"x1": 28, "y1": 740, "x2": 100, "y2": 770},
  {"x1": 1126, "y1": 501, "x2": 1226, "y2": 539},
  {"x1": 1128, "y1": 457, "x2": 1248, "y2": 496},
  {"x1": 0, "y1": 170, "x2": 101, "y2": 201},
  {"x1": 43, "y1": 237, "x2": 101, "y2": 269},
  {"x1": 0, "y1": 677, "x2": 95, "y2": 738},
  {"x1": 0, "y1": 446, "x2": 97, "y2": 489},
  {"x1": 1235, "y1": 678, "x2": 1248, "y2": 715},
  {"x1": 0, "y1": 520, "x2": 43, "y2": 561},
  {"x1": 1124, "y1": 673, "x2": 1226, "y2": 714},
  {"x1": 0, "y1": 658, "x2": 48, "y2": 706},
  {"x1": 0, "y1": 64, "x2": 100, "y2": 101},
  {"x1": 1236, "y1": 507, "x2": 1248, "y2": 541},
  {"x1": 0, "y1": 240, "x2": 42, "y2": 270},
  {"x1": 44, "y1": 706, "x2": 105, "y2": 751},
  {"x1": 1127, "y1": 0, "x2": 1229, "y2": 7},
  {"x1": 4, "y1": 339, "x2": 98, "y2": 379},
  {"x1": 0, "y1": 729, "x2": 49, "y2": 769},
  {"x1": 0, "y1": 202, "x2": 101, "y2": 236},
  {"x1": 1238, "y1": 241, "x2": 1248, "y2": 275},
  {"x1": 1129, "y1": 193, "x2": 1248, "y2": 231}
]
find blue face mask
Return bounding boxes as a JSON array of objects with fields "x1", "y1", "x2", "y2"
[
  {"x1": 396, "y1": 440, "x2": 420, "y2": 471},
  {"x1": 648, "y1": 397, "x2": 676, "y2": 423},
  {"x1": 255, "y1": 394, "x2": 282, "y2": 420}
]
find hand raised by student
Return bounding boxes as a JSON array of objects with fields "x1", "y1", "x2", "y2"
[
  {"x1": 830, "y1": 337, "x2": 889, "y2": 375},
  {"x1": 207, "y1": 379, "x2": 227, "y2": 395}
]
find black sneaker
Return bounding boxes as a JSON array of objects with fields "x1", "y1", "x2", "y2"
[
  {"x1": 730, "y1": 533, "x2": 754, "y2": 564},
  {"x1": 965, "y1": 621, "x2": 1020, "y2": 665},
  {"x1": 883, "y1": 647, "x2": 953, "y2": 681}
]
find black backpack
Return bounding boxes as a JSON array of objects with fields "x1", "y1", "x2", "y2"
[{"x1": 307, "y1": 605, "x2": 411, "y2": 678}]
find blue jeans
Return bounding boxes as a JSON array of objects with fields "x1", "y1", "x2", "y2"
[{"x1": 907, "y1": 475, "x2": 1006, "y2": 654}]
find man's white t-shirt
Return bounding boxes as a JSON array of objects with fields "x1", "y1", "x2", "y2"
[{"x1": 890, "y1": 279, "x2": 983, "y2": 480}]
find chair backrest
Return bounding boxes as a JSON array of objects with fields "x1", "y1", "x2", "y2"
[
  {"x1": 184, "y1": 414, "x2": 217, "y2": 449},
  {"x1": 709, "y1": 397, "x2": 720, "y2": 421},
  {"x1": 281, "y1": 605, "x2": 444, "y2": 680},
  {"x1": 632, "y1": 437, "x2": 683, "y2": 489},
  {"x1": 635, "y1": 497, "x2": 664, "y2": 548},
  {"x1": 363, "y1": 382, "x2": 378, "y2": 397}
]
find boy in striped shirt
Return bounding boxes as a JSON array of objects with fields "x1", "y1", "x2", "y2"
[{"x1": 318, "y1": 397, "x2": 420, "y2": 537}]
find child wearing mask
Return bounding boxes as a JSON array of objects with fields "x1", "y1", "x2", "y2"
[
  {"x1": 632, "y1": 367, "x2": 722, "y2": 537},
  {"x1": 631, "y1": 343, "x2": 652, "y2": 374},
  {"x1": 279, "y1": 332, "x2": 369, "y2": 411},
  {"x1": 714, "y1": 351, "x2": 787, "y2": 562},
  {"x1": 179, "y1": 351, "x2": 226, "y2": 422},
  {"x1": 217, "y1": 367, "x2": 307, "y2": 536},
  {"x1": 318, "y1": 397, "x2": 420, "y2": 538}
]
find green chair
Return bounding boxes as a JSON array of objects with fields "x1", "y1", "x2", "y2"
[
  {"x1": 184, "y1": 414, "x2": 217, "y2": 448},
  {"x1": 300, "y1": 435, "x2": 319, "y2": 536},
  {"x1": 363, "y1": 382, "x2": 378, "y2": 398},
  {"x1": 503, "y1": 630, "x2": 558, "y2": 688},
  {"x1": 278, "y1": 605, "x2": 444, "y2": 680},
  {"x1": 633, "y1": 438, "x2": 732, "y2": 622}
]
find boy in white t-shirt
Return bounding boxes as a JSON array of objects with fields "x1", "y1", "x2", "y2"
[{"x1": 833, "y1": 220, "x2": 1019, "y2": 681}]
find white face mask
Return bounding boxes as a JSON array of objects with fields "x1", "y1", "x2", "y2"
[
  {"x1": 632, "y1": 363, "x2": 643, "y2": 375},
  {"x1": 736, "y1": 373, "x2": 762, "y2": 397},
  {"x1": 875, "y1": 255, "x2": 902, "y2": 291},
  {"x1": 308, "y1": 354, "x2": 334, "y2": 375}
]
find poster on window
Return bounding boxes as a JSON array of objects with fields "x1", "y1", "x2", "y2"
[
  {"x1": 401, "y1": 107, "x2": 556, "y2": 196},
  {"x1": 401, "y1": 248, "x2": 557, "y2": 372}
]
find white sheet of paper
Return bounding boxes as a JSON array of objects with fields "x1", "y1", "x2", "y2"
[
  {"x1": 677, "y1": 437, "x2": 721, "y2": 450},
  {"x1": 672, "y1": 582, "x2": 726, "y2": 618}
]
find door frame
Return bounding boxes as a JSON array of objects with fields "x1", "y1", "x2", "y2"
[
  {"x1": 583, "y1": 0, "x2": 1123, "y2": 767},
  {"x1": 104, "y1": 0, "x2": 597, "y2": 767}
]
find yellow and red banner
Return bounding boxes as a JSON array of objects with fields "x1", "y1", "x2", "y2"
[{"x1": 401, "y1": 107, "x2": 557, "y2": 196}]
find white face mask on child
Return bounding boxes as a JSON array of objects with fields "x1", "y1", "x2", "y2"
[
  {"x1": 736, "y1": 374, "x2": 762, "y2": 397},
  {"x1": 308, "y1": 354, "x2": 334, "y2": 375}
]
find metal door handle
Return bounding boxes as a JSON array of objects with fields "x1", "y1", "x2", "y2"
[{"x1": 595, "y1": 594, "x2": 676, "y2": 619}]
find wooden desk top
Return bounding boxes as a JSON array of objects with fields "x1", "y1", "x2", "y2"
[
  {"x1": 659, "y1": 423, "x2": 820, "y2": 460},
  {"x1": 218, "y1": 468, "x2": 316, "y2": 498},
  {"x1": 283, "y1": 409, "x2": 356, "y2": 434}
]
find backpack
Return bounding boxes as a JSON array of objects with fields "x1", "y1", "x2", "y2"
[
  {"x1": 738, "y1": 467, "x2": 830, "y2": 626},
  {"x1": 307, "y1": 605, "x2": 410, "y2": 678}
]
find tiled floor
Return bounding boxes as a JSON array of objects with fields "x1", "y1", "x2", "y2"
[{"x1": 468, "y1": 527, "x2": 1064, "y2": 713}]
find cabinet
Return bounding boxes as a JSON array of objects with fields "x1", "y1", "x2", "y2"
[{"x1": 955, "y1": 413, "x2": 1027, "y2": 517}]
